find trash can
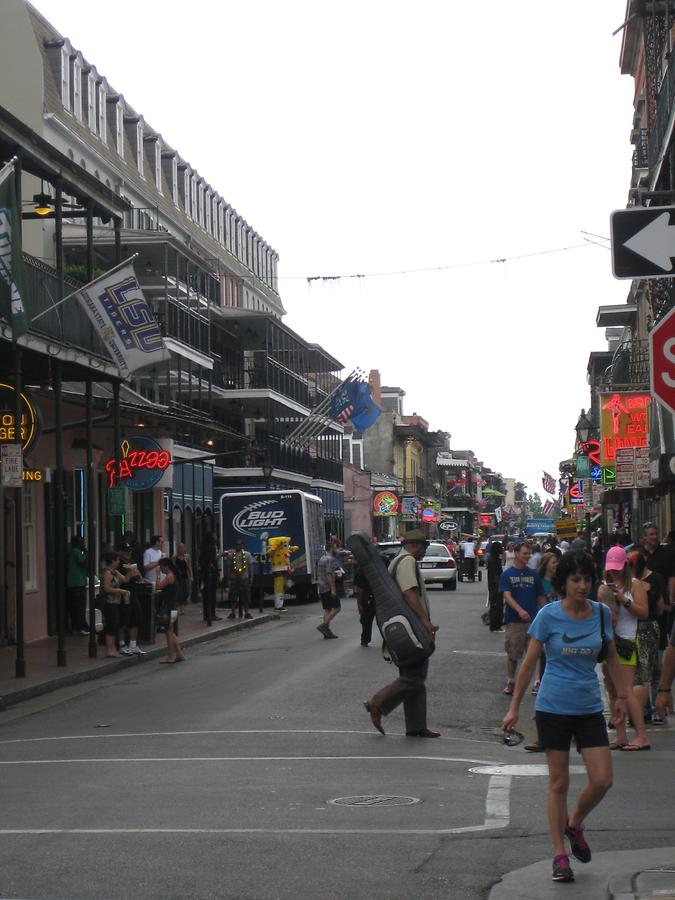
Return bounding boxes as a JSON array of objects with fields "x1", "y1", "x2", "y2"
[{"x1": 134, "y1": 581, "x2": 156, "y2": 644}]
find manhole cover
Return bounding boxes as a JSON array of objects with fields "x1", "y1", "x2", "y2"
[{"x1": 329, "y1": 795, "x2": 421, "y2": 808}]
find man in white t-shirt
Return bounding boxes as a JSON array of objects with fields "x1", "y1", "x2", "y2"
[
  {"x1": 143, "y1": 535, "x2": 163, "y2": 587},
  {"x1": 461, "y1": 537, "x2": 477, "y2": 581}
]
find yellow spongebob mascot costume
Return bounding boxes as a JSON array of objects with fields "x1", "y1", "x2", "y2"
[{"x1": 267, "y1": 536, "x2": 299, "y2": 611}]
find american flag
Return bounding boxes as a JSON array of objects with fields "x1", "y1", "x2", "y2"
[
  {"x1": 542, "y1": 471, "x2": 556, "y2": 495},
  {"x1": 336, "y1": 404, "x2": 354, "y2": 424},
  {"x1": 542, "y1": 499, "x2": 554, "y2": 517}
]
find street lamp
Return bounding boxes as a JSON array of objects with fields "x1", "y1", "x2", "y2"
[
  {"x1": 575, "y1": 409, "x2": 592, "y2": 447},
  {"x1": 261, "y1": 455, "x2": 273, "y2": 490},
  {"x1": 574, "y1": 409, "x2": 594, "y2": 551}
]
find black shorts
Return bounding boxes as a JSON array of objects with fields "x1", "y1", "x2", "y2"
[
  {"x1": 103, "y1": 602, "x2": 121, "y2": 637},
  {"x1": 320, "y1": 591, "x2": 340, "y2": 611},
  {"x1": 535, "y1": 711, "x2": 609, "y2": 753},
  {"x1": 120, "y1": 598, "x2": 142, "y2": 629}
]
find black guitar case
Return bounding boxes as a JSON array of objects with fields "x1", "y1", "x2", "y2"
[{"x1": 346, "y1": 531, "x2": 435, "y2": 667}]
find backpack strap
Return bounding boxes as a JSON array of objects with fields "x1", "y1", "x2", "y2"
[{"x1": 390, "y1": 553, "x2": 423, "y2": 593}]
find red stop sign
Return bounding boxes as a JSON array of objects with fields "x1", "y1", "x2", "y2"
[{"x1": 651, "y1": 306, "x2": 675, "y2": 415}]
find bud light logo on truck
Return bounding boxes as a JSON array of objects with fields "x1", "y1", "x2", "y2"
[{"x1": 233, "y1": 499, "x2": 289, "y2": 536}]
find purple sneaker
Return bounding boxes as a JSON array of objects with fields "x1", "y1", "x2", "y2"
[
  {"x1": 552, "y1": 853, "x2": 574, "y2": 882},
  {"x1": 565, "y1": 820, "x2": 591, "y2": 863}
]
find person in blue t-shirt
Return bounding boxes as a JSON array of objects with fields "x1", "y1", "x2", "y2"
[
  {"x1": 498, "y1": 542, "x2": 547, "y2": 695},
  {"x1": 502, "y1": 551, "x2": 627, "y2": 885}
]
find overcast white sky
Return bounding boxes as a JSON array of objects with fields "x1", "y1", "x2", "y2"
[{"x1": 32, "y1": 0, "x2": 635, "y2": 495}]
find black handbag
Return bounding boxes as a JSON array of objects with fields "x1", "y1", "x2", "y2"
[
  {"x1": 597, "y1": 603, "x2": 609, "y2": 662},
  {"x1": 614, "y1": 634, "x2": 636, "y2": 660}
]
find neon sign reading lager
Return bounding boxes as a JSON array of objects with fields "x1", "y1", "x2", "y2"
[{"x1": 105, "y1": 436, "x2": 171, "y2": 490}]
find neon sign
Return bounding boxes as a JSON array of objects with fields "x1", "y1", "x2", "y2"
[
  {"x1": 105, "y1": 436, "x2": 171, "y2": 490},
  {"x1": 600, "y1": 393, "x2": 651, "y2": 464},
  {"x1": 372, "y1": 491, "x2": 399, "y2": 516},
  {"x1": 0, "y1": 383, "x2": 40, "y2": 452}
]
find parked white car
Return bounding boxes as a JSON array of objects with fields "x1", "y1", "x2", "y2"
[{"x1": 377, "y1": 541, "x2": 457, "y2": 591}]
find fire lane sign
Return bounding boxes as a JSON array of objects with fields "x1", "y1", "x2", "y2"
[{"x1": 611, "y1": 206, "x2": 675, "y2": 279}]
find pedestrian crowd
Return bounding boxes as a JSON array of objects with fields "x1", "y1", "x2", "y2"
[{"x1": 345, "y1": 523, "x2": 675, "y2": 886}]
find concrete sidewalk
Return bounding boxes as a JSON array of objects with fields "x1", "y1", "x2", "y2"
[
  {"x1": 0, "y1": 603, "x2": 279, "y2": 710},
  {"x1": 488, "y1": 846, "x2": 675, "y2": 900}
]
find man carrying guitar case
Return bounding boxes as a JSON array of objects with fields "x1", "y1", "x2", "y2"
[{"x1": 346, "y1": 530, "x2": 440, "y2": 738}]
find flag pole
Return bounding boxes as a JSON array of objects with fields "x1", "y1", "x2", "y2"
[
  {"x1": 284, "y1": 369, "x2": 361, "y2": 448},
  {"x1": 30, "y1": 253, "x2": 140, "y2": 323},
  {"x1": 0, "y1": 156, "x2": 18, "y2": 189}
]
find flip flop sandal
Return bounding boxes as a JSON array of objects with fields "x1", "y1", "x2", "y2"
[
  {"x1": 619, "y1": 744, "x2": 651, "y2": 751},
  {"x1": 609, "y1": 742, "x2": 627, "y2": 750}
]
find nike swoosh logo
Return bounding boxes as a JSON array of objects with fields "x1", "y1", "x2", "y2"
[{"x1": 562, "y1": 631, "x2": 595, "y2": 644}]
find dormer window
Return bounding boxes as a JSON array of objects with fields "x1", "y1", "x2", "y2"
[
  {"x1": 204, "y1": 190, "x2": 211, "y2": 234},
  {"x1": 154, "y1": 138, "x2": 162, "y2": 193},
  {"x1": 86, "y1": 71, "x2": 96, "y2": 131},
  {"x1": 97, "y1": 82, "x2": 107, "y2": 142},
  {"x1": 136, "y1": 121, "x2": 144, "y2": 176},
  {"x1": 115, "y1": 101, "x2": 124, "y2": 158},
  {"x1": 171, "y1": 157, "x2": 178, "y2": 204},
  {"x1": 61, "y1": 46, "x2": 71, "y2": 111},
  {"x1": 197, "y1": 181, "x2": 204, "y2": 226},
  {"x1": 72, "y1": 57, "x2": 82, "y2": 121}
]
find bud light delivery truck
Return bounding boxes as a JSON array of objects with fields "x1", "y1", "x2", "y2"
[{"x1": 219, "y1": 490, "x2": 324, "y2": 601}]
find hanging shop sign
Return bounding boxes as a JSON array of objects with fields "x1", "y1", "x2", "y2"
[
  {"x1": 105, "y1": 436, "x2": 173, "y2": 490},
  {"x1": 569, "y1": 480, "x2": 584, "y2": 504},
  {"x1": 0, "y1": 383, "x2": 40, "y2": 452},
  {"x1": 599, "y1": 392, "x2": 651, "y2": 465},
  {"x1": 602, "y1": 465, "x2": 617, "y2": 486},
  {"x1": 372, "y1": 491, "x2": 400, "y2": 517},
  {"x1": 439, "y1": 520, "x2": 458, "y2": 532},
  {"x1": 576, "y1": 455, "x2": 590, "y2": 477}
]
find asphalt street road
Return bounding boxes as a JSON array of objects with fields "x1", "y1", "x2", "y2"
[{"x1": 0, "y1": 578, "x2": 673, "y2": 900}]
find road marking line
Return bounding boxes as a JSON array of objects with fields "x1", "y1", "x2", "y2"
[
  {"x1": 0, "y1": 729, "x2": 501, "y2": 748},
  {"x1": 0, "y1": 755, "x2": 502, "y2": 765}
]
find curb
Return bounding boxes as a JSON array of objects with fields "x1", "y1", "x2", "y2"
[
  {"x1": 487, "y1": 846, "x2": 675, "y2": 900},
  {"x1": 0, "y1": 612, "x2": 280, "y2": 711}
]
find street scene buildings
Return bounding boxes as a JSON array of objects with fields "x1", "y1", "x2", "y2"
[{"x1": 1, "y1": 3, "x2": 675, "y2": 899}]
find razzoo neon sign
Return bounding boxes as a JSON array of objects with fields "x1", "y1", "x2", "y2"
[{"x1": 105, "y1": 436, "x2": 171, "y2": 490}]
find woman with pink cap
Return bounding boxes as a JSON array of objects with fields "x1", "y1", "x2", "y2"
[{"x1": 598, "y1": 545, "x2": 649, "y2": 751}]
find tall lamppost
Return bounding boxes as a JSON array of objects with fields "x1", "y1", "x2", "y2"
[
  {"x1": 575, "y1": 409, "x2": 593, "y2": 551},
  {"x1": 261, "y1": 454, "x2": 274, "y2": 491}
]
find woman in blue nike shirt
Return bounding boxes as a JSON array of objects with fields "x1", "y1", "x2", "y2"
[{"x1": 502, "y1": 551, "x2": 627, "y2": 884}]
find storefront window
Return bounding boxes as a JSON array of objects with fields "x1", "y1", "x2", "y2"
[{"x1": 23, "y1": 485, "x2": 37, "y2": 590}]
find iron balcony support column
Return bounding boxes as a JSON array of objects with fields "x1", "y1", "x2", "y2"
[
  {"x1": 113, "y1": 381, "x2": 121, "y2": 545},
  {"x1": 13, "y1": 344, "x2": 25, "y2": 678},
  {"x1": 86, "y1": 380, "x2": 97, "y2": 658},
  {"x1": 53, "y1": 359, "x2": 66, "y2": 667}
]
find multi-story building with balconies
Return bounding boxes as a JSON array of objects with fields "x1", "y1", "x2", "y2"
[
  {"x1": 0, "y1": 0, "x2": 344, "y2": 645},
  {"x1": 589, "y1": 2, "x2": 675, "y2": 534}
]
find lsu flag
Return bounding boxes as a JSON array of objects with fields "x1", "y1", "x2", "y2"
[
  {"x1": 0, "y1": 161, "x2": 30, "y2": 340},
  {"x1": 75, "y1": 259, "x2": 170, "y2": 375}
]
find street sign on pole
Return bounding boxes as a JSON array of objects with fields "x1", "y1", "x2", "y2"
[
  {"x1": 650, "y1": 304, "x2": 675, "y2": 416},
  {"x1": 1, "y1": 443, "x2": 23, "y2": 487},
  {"x1": 611, "y1": 206, "x2": 675, "y2": 279}
]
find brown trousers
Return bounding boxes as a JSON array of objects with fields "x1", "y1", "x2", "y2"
[{"x1": 371, "y1": 659, "x2": 429, "y2": 733}]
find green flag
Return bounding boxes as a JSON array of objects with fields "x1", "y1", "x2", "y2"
[{"x1": 0, "y1": 161, "x2": 30, "y2": 340}]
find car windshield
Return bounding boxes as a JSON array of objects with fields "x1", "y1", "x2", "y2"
[{"x1": 424, "y1": 545, "x2": 449, "y2": 558}]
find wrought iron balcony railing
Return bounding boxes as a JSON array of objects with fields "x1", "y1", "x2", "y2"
[
  {"x1": 21, "y1": 253, "x2": 110, "y2": 358},
  {"x1": 601, "y1": 337, "x2": 650, "y2": 389}
]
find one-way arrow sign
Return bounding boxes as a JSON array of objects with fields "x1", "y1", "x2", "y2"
[{"x1": 611, "y1": 205, "x2": 675, "y2": 279}]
